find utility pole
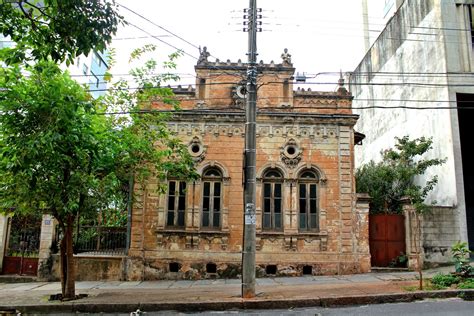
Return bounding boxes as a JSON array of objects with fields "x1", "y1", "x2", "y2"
[{"x1": 242, "y1": 0, "x2": 259, "y2": 299}]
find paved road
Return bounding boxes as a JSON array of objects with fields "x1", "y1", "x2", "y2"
[
  {"x1": 37, "y1": 298, "x2": 474, "y2": 315},
  {"x1": 2, "y1": 266, "x2": 472, "y2": 314},
  {"x1": 111, "y1": 298, "x2": 474, "y2": 315}
]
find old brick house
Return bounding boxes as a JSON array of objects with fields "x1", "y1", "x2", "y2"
[{"x1": 125, "y1": 51, "x2": 370, "y2": 280}]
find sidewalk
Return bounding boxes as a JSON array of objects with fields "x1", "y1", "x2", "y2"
[{"x1": 0, "y1": 266, "x2": 472, "y2": 314}]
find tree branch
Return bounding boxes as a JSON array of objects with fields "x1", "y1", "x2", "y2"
[
  {"x1": 18, "y1": 1, "x2": 49, "y2": 27},
  {"x1": 22, "y1": 0, "x2": 52, "y2": 19}
]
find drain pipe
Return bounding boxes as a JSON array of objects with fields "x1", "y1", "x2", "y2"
[
  {"x1": 123, "y1": 175, "x2": 134, "y2": 280},
  {"x1": 126, "y1": 175, "x2": 134, "y2": 252}
]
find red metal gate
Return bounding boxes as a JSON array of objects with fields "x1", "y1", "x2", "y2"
[
  {"x1": 1, "y1": 215, "x2": 41, "y2": 276},
  {"x1": 369, "y1": 214, "x2": 406, "y2": 267}
]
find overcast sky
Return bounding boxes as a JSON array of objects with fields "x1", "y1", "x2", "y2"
[{"x1": 110, "y1": 0, "x2": 386, "y2": 91}]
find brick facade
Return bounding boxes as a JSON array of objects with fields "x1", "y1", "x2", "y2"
[{"x1": 126, "y1": 54, "x2": 369, "y2": 280}]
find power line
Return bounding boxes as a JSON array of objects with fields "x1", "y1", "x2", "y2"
[
  {"x1": 93, "y1": 104, "x2": 474, "y2": 116},
  {"x1": 117, "y1": 2, "x2": 221, "y2": 62},
  {"x1": 117, "y1": 3, "x2": 202, "y2": 51},
  {"x1": 124, "y1": 21, "x2": 197, "y2": 60}
]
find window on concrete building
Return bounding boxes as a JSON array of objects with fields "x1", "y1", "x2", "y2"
[
  {"x1": 166, "y1": 180, "x2": 186, "y2": 227},
  {"x1": 262, "y1": 169, "x2": 283, "y2": 231},
  {"x1": 91, "y1": 71, "x2": 100, "y2": 88},
  {"x1": 95, "y1": 52, "x2": 102, "y2": 68},
  {"x1": 298, "y1": 170, "x2": 319, "y2": 231},
  {"x1": 469, "y1": 5, "x2": 474, "y2": 47},
  {"x1": 82, "y1": 64, "x2": 88, "y2": 75},
  {"x1": 201, "y1": 167, "x2": 222, "y2": 229}
]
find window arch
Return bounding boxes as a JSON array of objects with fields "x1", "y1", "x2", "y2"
[
  {"x1": 262, "y1": 168, "x2": 283, "y2": 231},
  {"x1": 298, "y1": 170, "x2": 319, "y2": 231},
  {"x1": 201, "y1": 167, "x2": 223, "y2": 229}
]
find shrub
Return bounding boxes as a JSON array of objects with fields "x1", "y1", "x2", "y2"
[
  {"x1": 430, "y1": 273, "x2": 460, "y2": 288},
  {"x1": 451, "y1": 241, "x2": 473, "y2": 277},
  {"x1": 355, "y1": 136, "x2": 445, "y2": 214},
  {"x1": 458, "y1": 279, "x2": 474, "y2": 289}
]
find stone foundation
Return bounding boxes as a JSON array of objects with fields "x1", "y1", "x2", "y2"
[
  {"x1": 39, "y1": 254, "x2": 126, "y2": 281},
  {"x1": 124, "y1": 255, "x2": 368, "y2": 281}
]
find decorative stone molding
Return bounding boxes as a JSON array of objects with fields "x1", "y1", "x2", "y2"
[
  {"x1": 256, "y1": 162, "x2": 289, "y2": 180},
  {"x1": 168, "y1": 122, "x2": 343, "y2": 140},
  {"x1": 156, "y1": 230, "x2": 230, "y2": 251},
  {"x1": 293, "y1": 163, "x2": 327, "y2": 184},
  {"x1": 320, "y1": 236, "x2": 328, "y2": 251},
  {"x1": 185, "y1": 235, "x2": 197, "y2": 249},
  {"x1": 256, "y1": 236, "x2": 263, "y2": 251},
  {"x1": 280, "y1": 138, "x2": 302, "y2": 169},
  {"x1": 196, "y1": 161, "x2": 231, "y2": 185},
  {"x1": 221, "y1": 236, "x2": 228, "y2": 250},
  {"x1": 188, "y1": 136, "x2": 206, "y2": 163},
  {"x1": 231, "y1": 81, "x2": 247, "y2": 108},
  {"x1": 284, "y1": 236, "x2": 297, "y2": 251}
]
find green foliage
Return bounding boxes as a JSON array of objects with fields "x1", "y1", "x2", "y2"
[
  {"x1": 0, "y1": 54, "x2": 197, "y2": 222},
  {"x1": 0, "y1": 0, "x2": 124, "y2": 65},
  {"x1": 1, "y1": 61, "x2": 101, "y2": 219},
  {"x1": 389, "y1": 252, "x2": 408, "y2": 268},
  {"x1": 458, "y1": 279, "x2": 474, "y2": 289},
  {"x1": 452, "y1": 241, "x2": 473, "y2": 276},
  {"x1": 356, "y1": 136, "x2": 446, "y2": 214},
  {"x1": 430, "y1": 273, "x2": 461, "y2": 288}
]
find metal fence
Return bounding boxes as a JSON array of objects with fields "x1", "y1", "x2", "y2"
[
  {"x1": 74, "y1": 226, "x2": 127, "y2": 255},
  {"x1": 54, "y1": 225, "x2": 127, "y2": 256}
]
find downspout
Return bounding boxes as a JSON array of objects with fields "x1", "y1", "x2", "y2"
[
  {"x1": 126, "y1": 175, "x2": 134, "y2": 252},
  {"x1": 123, "y1": 175, "x2": 134, "y2": 280}
]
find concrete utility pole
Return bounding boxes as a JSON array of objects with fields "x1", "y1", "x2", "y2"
[{"x1": 242, "y1": 0, "x2": 258, "y2": 299}]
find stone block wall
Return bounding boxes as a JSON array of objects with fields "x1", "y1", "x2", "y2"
[
  {"x1": 44, "y1": 255, "x2": 125, "y2": 281},
  {"x1": 422, "y1": 206, "x2": 459, "y2": 263}
]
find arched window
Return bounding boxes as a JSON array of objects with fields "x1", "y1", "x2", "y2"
[
  {"x1": 167, "y1": 180, "x2": 186, "y2": 228},
  {"x1": 298, "y1": 170, "x2": 318, "y2": 231},
  {"x1": 262, "y1": 169, "x2": 283, "y2": 231},
  {"x1": 202, "y1": 167, "x2": 222, "y2": 229}
]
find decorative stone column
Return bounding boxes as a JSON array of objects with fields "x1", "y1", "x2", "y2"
[
  {"x1": 355, "y1": 193, "x2": 371, "y2": 272},
  {"x1": 0, "y1": 214, "x2": 10, "y2": 272},
  {"x1": 37, "y1": 214, "x2": 56, "y2": 280},
  {"x1": 402, "y1": 199, "x2": 424, "y2": 271}
]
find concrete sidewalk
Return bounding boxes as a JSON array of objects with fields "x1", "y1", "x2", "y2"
[{"x1": 0, "y1": 266, "x2": 472, "y2": 314}]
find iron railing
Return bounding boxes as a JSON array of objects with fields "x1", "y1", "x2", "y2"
[
  {"x1": 54, "y1": 225, "x2": 127, "y2": 256},
  {"x1": 74, "y1": 226, "x2": 127, "y2": 255}
]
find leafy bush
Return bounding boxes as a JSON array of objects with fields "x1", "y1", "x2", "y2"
[
  {"x1": 356, "y1": 136, "x2": 445, "y2": 214},
  {"x1": 389, "y1": 252, "x2": 408, "y2": 268},
  {"x1": 458, "y1": 279, "x2": 474, "y2": 289},
  {"x1": 430, "y1": 273, "x2": 460, "y2": 288},
  {"x1": 452, "y1": 241, "x2": 473, "y2": 276}
]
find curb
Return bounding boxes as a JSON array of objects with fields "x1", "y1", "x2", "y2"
[{"x1": 1, "y1": 290, "x2": 473, "y2": 314}]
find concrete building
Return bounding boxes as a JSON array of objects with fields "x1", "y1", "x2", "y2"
[
  {"x1": 67, "y1": 50, "x2": 109, "y2": 99},
  {"x1": 125, "y1": 51, "x2": 371, "y2": 280},
  {"x1": 350, "y1": 0, "x2": 474, "y2": 262}
]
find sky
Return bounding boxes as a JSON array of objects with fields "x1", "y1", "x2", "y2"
[{"x1": 110, "y1": 0, "x2": 387, "y2": 91}]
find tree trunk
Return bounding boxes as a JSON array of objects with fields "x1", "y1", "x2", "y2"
[{"x1": 60, "y1": 215, "x2": 76, "y2": 300}]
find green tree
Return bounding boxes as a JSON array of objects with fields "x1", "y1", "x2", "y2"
[
  {"x1": 0, "y1": 0, "x2": 197, "y2": 300},
  {"x1": 356, "y1": 136, "x2": 445, "y2": 214},
  {"x1": 0, "y1": 57, "x2": 197, "y2": 299},
  {"x1": 0, "y1": 0, "x2": 124, "y2": 65}
]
